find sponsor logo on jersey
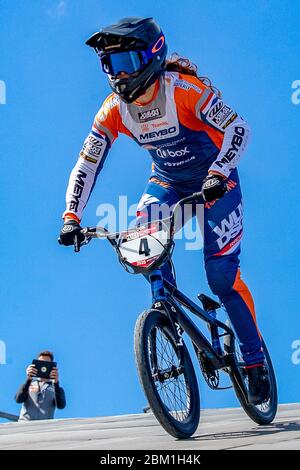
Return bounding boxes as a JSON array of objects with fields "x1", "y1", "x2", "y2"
[
  {"x1": 106, "y1": 95, "x2": 120, "y2": 109},
  {"x1": 141, "y1": 123, "x2": 150, "y2": 133},
  {"x1": 140, "y1": 121, "x2": 171, "y2": 132},
  {"x1": 97, "y1": 96, "x2": 119, "y2": 122},
  {"x1": 157, "y1": 137, "x2": 187, "y2": 149},
  {"x1": 211, "y1": 105, "x2": 233, "y2": 126},
  {"x1": 139, "y1": 126, "x2": 177, "y2": 142},
  {"x1": 81, "y1": 133, "x2": 107, "y2": 164},
  {"x1": 83, "y1": 135, "x2": 104, "y2": 156},
  {"x1": 208, "y1": 101, "x2": 224, "y2": 118},
  {"x1": 163, "y1": 156, "x2": 196, "y2": 167},
  {"x1": 212, "y1": 203, "x2": 243, "y2": 249},
  {"x1": 150, "y1": 121, "x2": 169, "y2": 128},
  {"x1": 174, "y1": 79, "x2": 203, "y2": 94},
  {"x1": 80, "y1": 152, "x2": 97, "y2": 164},
  {"x1": 138, "y1": 107, "x2": 162, "y2": 122},
  {"x1": 222, "y1": 113, "x2": 237, "y2": 130},
  {"x1": 68, "y1": 170, "x2": 87, "y2": 212},
  {"x1": 156, "y1": 146, "x2": 190, "y2": 159},
  {"x1": 215, "y1": 127, "x2": 245, "y2": 169}
]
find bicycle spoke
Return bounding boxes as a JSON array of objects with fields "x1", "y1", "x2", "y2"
[{"x1": 148, "y1": 324, "x2": 191, "y2": 422}]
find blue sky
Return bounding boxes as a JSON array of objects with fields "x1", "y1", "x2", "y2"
[{"x1": 0, "y1": 0, "x2": 299, "y2": 421}]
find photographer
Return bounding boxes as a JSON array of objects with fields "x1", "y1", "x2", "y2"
[{"x1": 15, "y1": 350, "x2": 66, "y2": 421}]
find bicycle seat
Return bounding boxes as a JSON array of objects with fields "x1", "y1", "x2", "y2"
[{"x1": 198, "y1": 293, "x2": 221, "y2": 311}]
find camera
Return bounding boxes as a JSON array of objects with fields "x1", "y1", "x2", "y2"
[{"x1": 32, "y1": 359, "x2": 57, "y2": 379}]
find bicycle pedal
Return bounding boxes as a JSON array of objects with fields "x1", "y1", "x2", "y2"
[{"x1": 198, "y1": 293, "x2": 221, "y2": 311}]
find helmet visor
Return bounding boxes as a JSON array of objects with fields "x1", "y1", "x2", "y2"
[{"x1": 100, "y1": 51, "x2": 145, "y2": 76}]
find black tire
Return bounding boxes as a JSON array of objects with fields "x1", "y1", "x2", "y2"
[
  {"x1": 134, "y1": 309, "x2": 200, "y2": 439},
  {"x1": 224, "y1": 332, "x2": 278, "y2": 425}
]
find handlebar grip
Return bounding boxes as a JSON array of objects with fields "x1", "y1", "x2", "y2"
[{"x1": 73, "y1": 234, "x2": 80, "y2": 253}]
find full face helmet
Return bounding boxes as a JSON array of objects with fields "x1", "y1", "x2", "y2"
[{"x1": 86, "y1": 17, "x2": 168, "y2": 103}]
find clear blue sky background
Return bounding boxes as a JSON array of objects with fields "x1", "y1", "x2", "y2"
[{"x1": 0, "y1": 0, "x2": 299, "y2": 420}]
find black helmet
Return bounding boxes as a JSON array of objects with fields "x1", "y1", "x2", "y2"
[{"x1": 86, "y1": 17, "x2": 168, "y2": 103}]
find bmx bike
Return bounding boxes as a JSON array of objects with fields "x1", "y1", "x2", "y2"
[{"x1": 65, "y1": 190, "x2": 278, "y2": 439}]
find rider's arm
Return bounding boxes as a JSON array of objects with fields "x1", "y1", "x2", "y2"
[
  {"x1": 183, "y1": 74, "x2": 250, "y2": 179},
  {"x1": 63, "y1": 95, "x2": 120, "y2": 222}
]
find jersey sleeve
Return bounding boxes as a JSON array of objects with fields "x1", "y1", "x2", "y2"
[
  {"x1": 181, "y1": 74, "x2": 250, "y2": 178},
  {"x1": 63, "y1": 95, "x2": 120, "y2": 222},
  {"x1": 197, "y1": 91, "x2": 250, "y2": 178}
]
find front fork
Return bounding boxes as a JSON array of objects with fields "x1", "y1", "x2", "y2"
[{"x1": 149, "y1": 269, "x2": 185, "y2": 358}]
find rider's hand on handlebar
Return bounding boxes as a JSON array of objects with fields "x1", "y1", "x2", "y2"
[
  {"x1": 59, "y1": 219, "x2": 85, "y2": 247},
  {"x1": 201, "y1": 173, "x2": 227, "y2": 202}
]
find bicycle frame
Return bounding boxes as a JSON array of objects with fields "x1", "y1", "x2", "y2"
[
  {"x1": 148, "y1": 270, "x2": 250, "y2": 402},
  {"x1": 149, "y1": 269, "x2": 235, "y2": 371}
]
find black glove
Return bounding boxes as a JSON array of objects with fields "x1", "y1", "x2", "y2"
[
  {"x1": 202, "y1": 174, "x2": 227, "y2": 202},
  {"x1": 59, "y1": 219, "x2": 85, "y2": 247}
]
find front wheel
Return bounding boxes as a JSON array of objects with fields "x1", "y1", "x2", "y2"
[
  {"x1": 134, "y1": 309, "x2": 200, "y2": 439},
  {"x1": 224, "y1": 332, "x2": 278, "y2": 425}
]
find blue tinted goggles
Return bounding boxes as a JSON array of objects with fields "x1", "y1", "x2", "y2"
[
  {"x1": 100, "y1": 50, "x2": 148, "y2": 76},
  {"x1": 99, "y1": 35, "x2": 165, "y2": 77}
]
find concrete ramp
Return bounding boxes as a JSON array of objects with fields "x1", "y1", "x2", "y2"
[{"x1": 0, "y1": 404, "x2": 299, "y2": 450}]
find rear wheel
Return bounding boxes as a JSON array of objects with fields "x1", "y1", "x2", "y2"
[
  {"x1": 134, "y1": 309, "x2": 200, "y2": 438},
  {"x1": 224, "y1": 332, "x2": 277, "y2": 424}
]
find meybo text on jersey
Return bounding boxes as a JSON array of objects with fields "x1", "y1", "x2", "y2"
[{"x1": 139, "y1": 126, "x2": 177, "y2": 141}]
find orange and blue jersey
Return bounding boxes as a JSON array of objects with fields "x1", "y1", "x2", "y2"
[{"x1": 64, "y1": 71, "x2": 250, "y2": 222}]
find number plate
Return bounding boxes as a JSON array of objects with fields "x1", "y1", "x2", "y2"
[{"x1": 117, "y1": 220, "x2": 170, "y2": 269}]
